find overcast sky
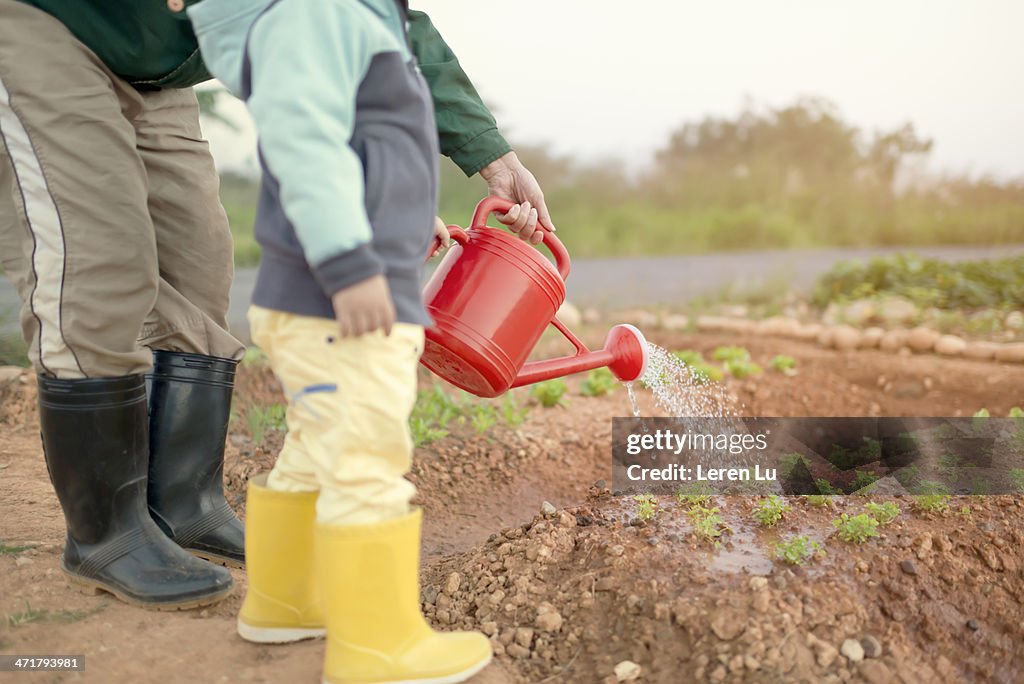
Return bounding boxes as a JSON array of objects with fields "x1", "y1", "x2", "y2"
[{"x1": 204, "y1": 0, "x2": 1024, "y2": 180}]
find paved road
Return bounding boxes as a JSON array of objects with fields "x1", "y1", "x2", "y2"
[{"x1": 3, "y1": 244, "x2": 1022, "y2": 343}]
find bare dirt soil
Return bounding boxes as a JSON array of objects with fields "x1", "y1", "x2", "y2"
[{"x1": 1, "y1": 328, "x2": 1022, "y2": 683}]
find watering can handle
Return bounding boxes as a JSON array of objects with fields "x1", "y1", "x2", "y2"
[{"x1": 469, "y1": 196, "x2": 571, "y2": 281}]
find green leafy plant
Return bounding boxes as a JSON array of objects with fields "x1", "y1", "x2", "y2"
[
  {"x1": 724, "y1": 359, "x2": 763, "y2": 379},
  {"x1": 911, "y1": 481, "x2": 951, "y2": 513},
  {"x1": 864, "y1": 501, "x2": 901, "y2": 526},
  {"x1": 468, "y1": 404, "x2": 498, "y2": 434},
  {"x1": 686, "y1": 505, "x2": 729, "y2": 543},
  {"x1": 770, "y1": 355, "x2": 797, "y2": 373},
  {"x1": 1009, "y1": 406, "x2": 1024, "y2": 419},
  {"x1": 806, "y1": 494, "x2": 837, "y2": 507},
  {"x1": 852, "y1": 470, "x2": 880, "y2": 493},
  {"x1": 712, "y1": 345, "x2": 750, "y2": 362},
  {"x1": 689, "y1": 362, "x2": 725, "y2": 384},
  {"x1": 241, "y1": 346, "x2": 266, "y2": 367},
  {"x1": 501, "y1": 394, "x2": 530, "y2": 428},
  {"x1": 532, "y1": 379, "x2": 568, "y2": 408},
  {"x1": 247, "y1": 403, "x2": 286, "y2": 446},
  {"x1": 832, "y1": 513, "x2": 880, "y2": 543},
  {"x1": 752, "y1": 495, "x2": 790, "y2": 527},
  {"x1": 773, "y1": 535, "x2": 826, "y2": 565},
  {"x1": 634, "y1": 494, "x2": 659, "y2": 523},
  {"x1": 672, "y1": 349, "x2": 705, "y2": 366},
  {"x1": 675, "y1": 482, "x2": 715, "y2": 507},
  {"x1": 0, "y1": 543, "x2": 36, "y2": 555},
  {"x1": 779, "y1": 452, "x2": 808, "y2": 479},
  {"x1": 815, "y1": 478, "x2": 840, "y2": 495},
  {"x1": 580, "y1": 367, "x2": 618, "y2": 397}
]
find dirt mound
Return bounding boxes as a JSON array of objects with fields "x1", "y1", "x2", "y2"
[{"x1": 423, "y1": 492, "x2": 1024, "y2": 683}]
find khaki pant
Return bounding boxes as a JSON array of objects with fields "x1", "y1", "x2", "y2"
[
  {"x1": 0, "y1": 0, "x2": 243, "y2": 378},
  {"x1": 248, "y1": 306, "x2": 424, "y2": 525}
]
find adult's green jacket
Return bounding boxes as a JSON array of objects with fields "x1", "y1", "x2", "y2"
[{"x1": 17, "y1": 1, "x2": 510, "y2": 175}]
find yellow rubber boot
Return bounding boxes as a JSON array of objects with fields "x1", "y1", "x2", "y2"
[
  {"x1": 316, "y1": 509, "x2": 492, "y2": 684},
  {"x1": 237, "y1": 474, "x2": 325, "y2": 643}
]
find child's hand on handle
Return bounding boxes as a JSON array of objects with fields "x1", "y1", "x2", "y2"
[
  {"x1": 331, "y1": 274, "x2": 396, "y2": 338},
  {"x1": 429, "y1": 216, "x2": 450, "y2": 258},
  {"x1": 479, "y1": 151, "x2": 555, "y2": 245}
]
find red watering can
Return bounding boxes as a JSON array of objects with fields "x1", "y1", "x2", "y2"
[{"x1": 421, "y1": 197, "x2": 649, "y2": 398}]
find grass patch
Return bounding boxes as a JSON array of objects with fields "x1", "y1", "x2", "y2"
[
  {"x1": 864, "y1": 501, "x2": 901, "y2": 525},
  {"x1": 579, "y1": 367, "x2": 618, "y2": 397},
  {"x1": 633, "y1": 494, "x2": 659, "y2": 523},
  {"x1": 773, "y1": 535, "x2": 826, "y2": 565},
  {"x1": 832, "y1": 513, "x2": 881, "y2": 543},
  {"x1": 532, "y1": 379, "x2": 568, "y2": 408},
  {"x1": 4, "y1": 602, "x2": 105, "y2": 628},
  {"x1": 752, "y1": 495, "x2": 790, "y2": 527},
  {"x1": 0, "y1": 543, "x2": 36, "y2": 555}
]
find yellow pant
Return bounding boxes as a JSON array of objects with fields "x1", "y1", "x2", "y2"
[{"x1": 248, "y1": 306, "x2": 423, "y2": 525}]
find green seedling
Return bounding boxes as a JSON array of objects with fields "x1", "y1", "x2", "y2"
[
  {"x1": 832, "y1": 513, "x2": 880, "y2": 543},
  {"x1": 501, "y1": 394, "x2": 530, "y2": 428},
  {"x1": 247, "y1": 403, "x2": 286, "y2": 446},
  {"x1": 752, "y1": 495, "x2": 790, "y2": 527},
  {"x1": 532, "y1": 379, "x2": 568, "y2": 408},
  {"x1": 852, "y1": 470, "x2": 880, "y2": 493},
  {"x1": 973, "y1": 408, "x2": 990, "y2": 417},
  {"x1": 958, "y1": 505, "x2": 972, "y2": 517},
  {"x1": 1010, "y1": 406, "x2": 1024, "y2": 419},
  {"x1": 634, "y1": 494, "x2": 659, "y2": 523},
  {"x1": 469, "y1": 404, "x2": 498, "y2": 434},
  {"x1": 580, "y1": 367, "x2": 618, "y2": 397},
  {"x1": 410, "y1": 416, "x2": 449, "y2": 447},
  {"x1": 864, "y1": 501, "x2": 900, "y2": 526},
  {"x1": 685, "y1": 505, "x2": 729, "y2": 543},
  {"x1": 675, "y1": 482, "x2": 715, "y2": 507},
  {"x1": 672, "y1": 349, "x2": 705, "y2": 366},
  {"x1": 806, "y1": 494, "x2": 837, "y2": 508},
  {"x1": 712, "y1": 345, "x2": 751, "y2": 362},
  {"x1": 1010, "y1": 469, "x2": 1024, "y2": 494},
  {"x1": 970, "y1": 476, "x2": 991, "y2": 495},
  {"x1": 815, "y1": 478, "x2": 840, "y2": 495},
  {"x1": 911, "y1": 481, "x2": 951, "y2": 513},
  {"x1": 770, "y1": 355, "x2": 797, "y2": 373},
  {"x1": 779, "y1": 453, "x2": 807, "y2": 479},
  {"x1": 689, "y1": 362, "x2": 725, "y2": 384},
  {"x1": 5, "y1": 602, "x2": 104, "y2": 628},
  {"x1": 724, "y1": 359, "x2": 763, "y2": 379},
  {"x1": 0, "y1": 543, "x2": 36, "y2": 555},
  {"x1": 773, "y1": 535, "x2": 826, "y2": 565},
  {"x1": 241, "y1": 346, "x2": 266, "y2": 367}
]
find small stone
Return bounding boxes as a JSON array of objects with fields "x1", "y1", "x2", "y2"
[
  {"x1": 860, "y1": 635, "x2": 883, "y2": 659},
  {"x1": 840, "y1": 638, "x2": 865, "y2": 663},
  {"x1": 995, "y1": 343, "x2": 1024, "y2": 364},
  {"x1": 480, "y1": 621, "x2": 498, "y2": 637},
  {"x1": 859, "y1": 327, "x2": 885, "y2": 348},
  {"x1": 540, "y1": 501, "x2": 556, "y2": 516},
  {"x1": 15, "y1": 556, "x2": 34, "y2": 567},
  {"x1": 709, "y1": 665, "x2": 727, "y2": 683},
  {"x1": 514, "y1": 627, "x2": 534, "y2": 648},
  {"x1": 906, "y1": 327, "x2": 940, "y2": 353},
  {"x1": 859, "y1": 659, "x2": 893, "y2": 684},
  {"x1": 613, "y1": 660, "x2": 642, "y2": 682},
  {"x1": 899, "y1": 559, "x2": 918, "y2": 576},
  {"x1": 749, "y1": 576, "x2": 768, "y2": 591},
  {"x1": 966, "y1": 619, "x2": 980, "y2": 631},
  {"x1": 556, "y1": 301, "x2": 582, "y2": 327},
  {"x1": 444, "y1": 572, "x2": 462, "y2": 595},
  {"x1": 535, "y1": 602, "x2": 563, "y2": 632},
  {"x1": 661, "y1": 313, "x2": 690, "y2": 331},
  {"x1": 506, "y1": 643, "x2": 530, "y2": 659},
  {"x1": 963, "y1": 341, "x2": 1000, "y2": 360},
  {"x1": 710, "y1": 609, "x2": 746, "y2": 641},
  {"x1": 934, "y1": 335, "x2": 966, "y2": 356}
]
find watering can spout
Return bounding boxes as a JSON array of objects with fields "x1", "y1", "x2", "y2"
[{"x1": 511, "y1": 324, "x2": 649, "y2": 389}]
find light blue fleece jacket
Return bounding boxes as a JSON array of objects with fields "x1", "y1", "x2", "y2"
[{"x1": 188, "y1": 0, "x2": 438, "y2": 323}]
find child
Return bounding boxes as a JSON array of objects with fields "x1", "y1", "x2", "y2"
[{"x1": 187, "y1": 0, "x2": 491, "y2": 682}]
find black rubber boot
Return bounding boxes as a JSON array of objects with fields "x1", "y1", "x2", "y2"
[
  {"x1": 38, "y1": 374, "x2": 233, "y2": 610},
  {"x1": 147, "y1": 351, "x2": 245, "y2": 569}
]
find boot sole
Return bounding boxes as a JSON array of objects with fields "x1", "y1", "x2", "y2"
[
  {"x1": 237, "y1": 618, "x2": 326, "y2": 644},
  {"x1": 321, "y1": 652, "x2": 492, "y2": 684},
  {"x1": 190, "y1": 548, "x2": 245, "y2": 570},
  {"x1": 64, "y1": 570, "x2": 233, "y2": 611}
]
